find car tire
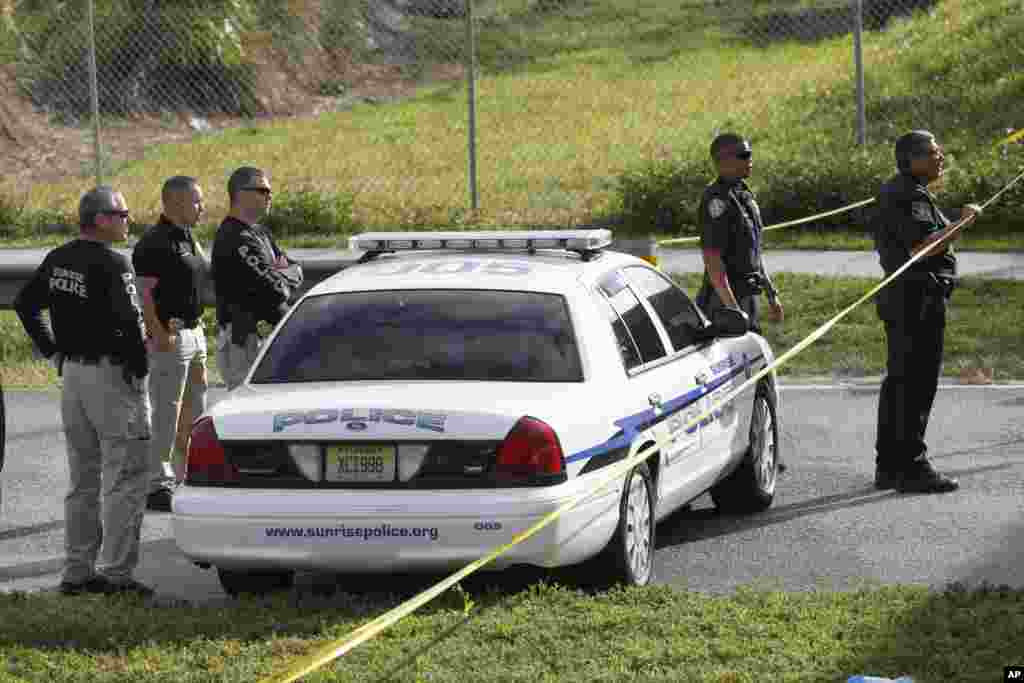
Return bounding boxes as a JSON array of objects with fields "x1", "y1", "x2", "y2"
[
  {"x1": 217, "y1": 568, "x2": 295, "y2": 597},
  {"x1": 710, "y1": 384, "x2": 778, "y2": 514},
  {"x1": 602, "y1": 461, "x2": 655, "y2": 586}
]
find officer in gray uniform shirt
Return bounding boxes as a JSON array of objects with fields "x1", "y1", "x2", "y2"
[
  {"x1": 14, "y1": 186, "x2": 153, "y2": 596},
  {"x1": 211, "y1": 167, "x2": 303, "y2": 389}
]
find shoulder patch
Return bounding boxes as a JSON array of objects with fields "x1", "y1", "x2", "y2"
[
  {"x1": 708, "y1": 198, "x2": 727, "y2": 219},
  {"x1": 911, "y1": 202, "x2": 932, "y2": 222}
]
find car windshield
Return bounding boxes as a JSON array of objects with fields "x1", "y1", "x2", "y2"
[{"x1": 250, "y1": 289, "x2": 584, "y2": 383}]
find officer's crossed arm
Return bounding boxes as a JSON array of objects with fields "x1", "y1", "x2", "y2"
[{"x1": 236, "y1": 230, "x2": 298, "y2": 322}]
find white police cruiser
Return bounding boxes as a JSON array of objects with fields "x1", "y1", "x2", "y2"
[{"x1": 173, "y1": 230, "x2": 780, "y2": 595}]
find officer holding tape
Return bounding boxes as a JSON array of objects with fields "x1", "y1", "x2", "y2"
[
  {"x1": 872, "y1": 130, "x2": 981, "y2": 493},
  {"x1": 211, "y1": 167, "x2": 303, "y2": 390},
  {"x1": 14, "y1": 186, "x2": 153, "y2": 595},
  {"x1": 695, "y1": 133, "x2": 784, "y2": 334}
]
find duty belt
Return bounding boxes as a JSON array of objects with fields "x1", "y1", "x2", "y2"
[{"x1": 63, "y1": 354, "x2": 124, "y2": 366}]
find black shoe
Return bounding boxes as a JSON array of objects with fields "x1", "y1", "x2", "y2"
[
  {"x1": 874, "y1": 467, "x2": 902, "y2": 490},
  {"x1": 147, "y1": 487, "x2": 174, "y2": 512},
  {"x1": 59, "y1": 574, "x2": 119, "y2": 595},
  {"x1": 898, "y1": 460, "x2": 959, "y2": 493}
]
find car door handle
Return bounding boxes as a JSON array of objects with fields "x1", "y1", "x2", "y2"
[
  {"x1": 695, "y1": 372, "x2": 709, "y2": 385},
  {"x1": 648, "y1": 393, "x2": 663, "y2": 409}
]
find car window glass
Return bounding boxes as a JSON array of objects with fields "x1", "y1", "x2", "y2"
[
  {"x1": 624, "y1": 266, "x2": 706, "y2": 352},
  {"x1": 599, "y1": 272, "x2": 666, "y2": 365},
  {"x1": 250, "y1": 290, "x2": 583, "y2": 383},
  {"x1": 592, "y1": 288, "x2": 642, "y2": 371}
]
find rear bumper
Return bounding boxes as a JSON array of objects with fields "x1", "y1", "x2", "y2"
[{"x1": 172, "y1": 479, "x2": 621, "y2": 573}]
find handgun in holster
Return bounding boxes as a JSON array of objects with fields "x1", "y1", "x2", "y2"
[{"x1": 229, "y1": 304, "x2": 258, "y2": 346}]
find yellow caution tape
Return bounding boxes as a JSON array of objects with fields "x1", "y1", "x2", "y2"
[
  {"x1": 262, "y1": 167, "x2": 1024, "y2": 683},
  {"x1": 998, "y1": 128, "x2": 1024, "y2": 146},
  {"x1": 656, "y1": 197, "x2": 877, "y2": 246}
]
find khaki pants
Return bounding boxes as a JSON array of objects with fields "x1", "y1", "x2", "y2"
[
  {"x1": 146, "y1": 326, "x2": 208, "y2": 489},
  {"x1": 216, "y1": 324, "x2": 261, "y2": 390},
  {"x1": 61, "y1": 358, "x2": 151, "y2": 584}
]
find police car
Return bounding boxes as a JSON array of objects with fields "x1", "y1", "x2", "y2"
[{"x1": 173, "y1": 230, "x2": 780, "y2": 595}]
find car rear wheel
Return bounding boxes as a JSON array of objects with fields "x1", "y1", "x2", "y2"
[
  {"x1": 602, "y1": 462, "x2": 654, "y2": 586},
  {"x1": 709, "y1": 386, "x2": 778, "y2": 514},
  {"x1": 217, "y1": 568, "x2": 295, "y2": 597}
]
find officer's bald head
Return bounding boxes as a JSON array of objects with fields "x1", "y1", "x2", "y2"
[
  {"x1": 227, "y1": 167, "x2": 267, "y2": 204},
  {"x1": 78, "y1": 185, "x2": 123, "y2": 231},
  {"x1": 895, "y1": 130, "x2": 936, "y2": 173},
  {"x1": 161, "y1": 176, "x2": 199, "y2": 204}
]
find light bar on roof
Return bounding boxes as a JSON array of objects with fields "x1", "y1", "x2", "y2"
[{"x1": 349, "y1": 230, "x2": 613, "y2": 253}]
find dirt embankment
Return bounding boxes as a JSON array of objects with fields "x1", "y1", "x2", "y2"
[{"x1": 0, "y1": 4, "x2": 461, "y2": 194}]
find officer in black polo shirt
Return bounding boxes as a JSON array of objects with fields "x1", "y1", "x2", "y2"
[
  {"x1": 872, "y1": 130, "x2": 980, "y2": 493},
  {"x1": 211, "y1": 167, "x2": 303, "y2": 389},
  {"x1": 695, "y1": 133, "x2": 784, "y2": 334},
  {"x1": 14, "y1": 186, "x2": 153, "y2": 596},
  {"x1": 132, "y1": 176, "x2": 210, "y2": 511}
]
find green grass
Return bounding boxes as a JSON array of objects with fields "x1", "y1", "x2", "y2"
[
  {"x1": 670, "y1": 272, "x2": 1024, "y2": 380},
  {"x1": 0, "y1": 581, "x2": 1020, "y2": 682},
  {"x1": 1, "y1": 0, "x2": 1021, "y2": 246},
  {"x1": 2, "y1": 273, "x2": 1022, "y2": 388}
]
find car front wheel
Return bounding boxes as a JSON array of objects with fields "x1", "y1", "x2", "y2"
[
  {"x1": 217, "y1": 568, "x2": 295, "y2": 597},
  {"x1": 710, "y1": 385, "x2": 778, "y2": 514},
  {"x1": 602, "y1": 462, "x2": 655, "y2": 586}
]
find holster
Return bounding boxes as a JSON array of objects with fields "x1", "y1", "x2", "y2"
[{"x1": 732, "y1": 271, "x2": 765, "y2": 297}]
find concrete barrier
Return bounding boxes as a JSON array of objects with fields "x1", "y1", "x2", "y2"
[{"x1": 0, "y1": 249, "x2": 360, "y2": 310}]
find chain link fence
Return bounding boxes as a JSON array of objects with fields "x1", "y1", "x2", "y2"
[{"x1": 0, "y1": 0, "x2": 945, "y2": 208}]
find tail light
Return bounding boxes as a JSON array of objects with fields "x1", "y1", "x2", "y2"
[
  {"x1": 496, "y1": 416, "x2": 564, "y2": 483},
  {"x1": 187, "y1": 417, "x2": 239, "y2": 484}
]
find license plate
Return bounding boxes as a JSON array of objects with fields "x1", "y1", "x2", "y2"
[{"x1": 326, "y1": 444, "x2": 396, "y2": 483}]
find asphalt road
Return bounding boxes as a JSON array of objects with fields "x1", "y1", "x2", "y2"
[{"x1": 1, "y1": 384, "x2": 1021, "y2": 602}]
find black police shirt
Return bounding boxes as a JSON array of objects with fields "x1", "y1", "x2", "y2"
[
  {"x1": 132, "y1": 216, "x2": 205, "y2": 326},
  {"x1": 14, "y1": 239, "x2": 149, "y2": 378},
  {"x1": 873, "y1": 172, "x2": 957, "y2": 279},
  {"x1": 211, "y1": 216, "x2": 303, "y2": 327},
  {"x1": 699, "y1": 177, "x2": 764, "y2": 293}
]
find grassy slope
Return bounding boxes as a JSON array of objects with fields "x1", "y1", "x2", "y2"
[{"x1": 1, "y1": 0, "x2": 1020, "y2": 244}]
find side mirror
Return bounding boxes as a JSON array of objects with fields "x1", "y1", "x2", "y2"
[{"x1": 709, "y1": 307, "x2": 749, "y2": 337}]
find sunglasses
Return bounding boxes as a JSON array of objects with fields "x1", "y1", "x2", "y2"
[
  {"x1": 101, "y1": 209, "x2": 131, "y2": 218},
  {"x1": 242, "y1": 187, "x2": 273, "y2": 196},
  {"x1": 734, "y1": 150, "x2": 753, "y2": 160}
]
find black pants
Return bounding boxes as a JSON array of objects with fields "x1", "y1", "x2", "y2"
[
  {"x1": 696, "y1": 283, "x2": 761, "y2": 334},
  {"x1": 875, "y1": 292, "x2": 946, "y2": 470}
]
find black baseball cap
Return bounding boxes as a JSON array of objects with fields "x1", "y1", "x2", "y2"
[{"x1": 710, "y1": 133, "x2": 752, "y2": 160}]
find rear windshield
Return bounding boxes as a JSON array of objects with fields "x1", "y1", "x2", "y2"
[{"x1": 250, "y1": 290, "x2": 584, "y2": 383}]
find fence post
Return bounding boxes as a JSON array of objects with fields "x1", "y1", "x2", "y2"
[
  {"x1": 87, "y1": 0, "x2": 103, "y2": 185},
  {"x1": 853, "y1": 0, "x2": 866, "y2": 146},
  {"x1": 465, "y1": 0, "x2": 479, "y2": 210}
]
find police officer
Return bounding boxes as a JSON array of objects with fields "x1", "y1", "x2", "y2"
[
  {"x1": 14, "y1": 186, "x2": 153, "y2": 596},
  {"x1": 211, "y1": 167, "x2": 303, "y2": 390},
  {"x1": 872, "y1": 130, "x2": 980, "y2": 493},
  {"x1": 133, "y1": 176, "x2": 210, "y2": 511},
  {"x1": 695, "y1": 133, "x2": 784, "y2": 334}
]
